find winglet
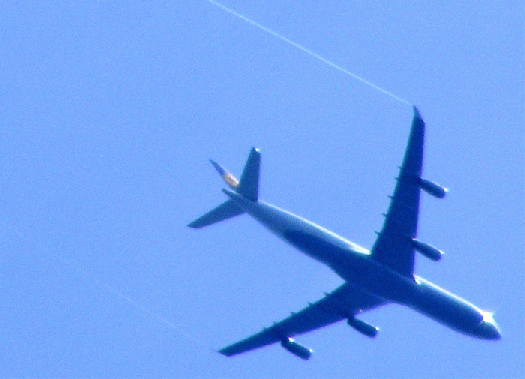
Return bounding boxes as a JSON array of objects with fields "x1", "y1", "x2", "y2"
[
  {"x1": 413, "y1": 106, "x2": 421, "y2": 120},
  {"x1": 402, "y1": 106, "x2": 426, "y2": 177}
]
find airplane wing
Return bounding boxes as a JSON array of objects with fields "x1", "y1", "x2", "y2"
[
  {"x1": 370, "y1": 107, "x2": 425, "y2": 277},
  {"x1": 219, "y1": 282, "x2": 386, "y2": 357}
]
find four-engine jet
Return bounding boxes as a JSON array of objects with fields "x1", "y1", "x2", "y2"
[{"x1": 188, "y1": 108, "x2": 500, "y2": 360}]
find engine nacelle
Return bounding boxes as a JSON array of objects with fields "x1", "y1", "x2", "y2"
[
  {"x1": 347, "y1": 317, "x2": 379, "y2": 338},
  {"x1": 418, "y1": 178, "x2": 447, "y2": 199},
  {"x1": 412, "y1": 239, "x2": 443, "y2": 261},
  {"x1": 280, "y1": 337, "x2": 312, "y2": 360}
]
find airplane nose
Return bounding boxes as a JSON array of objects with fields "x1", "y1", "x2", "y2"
[{"x1": 474, "y1": 319, "x2": 501, "y2": 340}]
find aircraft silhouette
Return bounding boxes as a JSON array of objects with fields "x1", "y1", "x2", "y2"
[{"x1": 189, "y1": 108, "x2": 500, "y2": 360}]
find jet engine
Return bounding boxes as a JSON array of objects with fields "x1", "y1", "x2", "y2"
[
  {"x1": 411, "y1": 239, "x2": 443, "y2": 261},
  {"x1": 418, "y1": 178, "x2": 447, "y2": 199},
  {"x1": 280, "y1": 337, "x2": 312, "y2": 360},
  {"x1": 347, "y1": 317, "x2": 379, "y2": 338}
]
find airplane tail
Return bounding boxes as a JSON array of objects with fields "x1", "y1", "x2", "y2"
[{"x1": 188, "y1": 148, "x2": 261, "y2": 228}]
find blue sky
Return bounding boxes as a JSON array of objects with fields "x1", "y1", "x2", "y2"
[{"x1": 1, "y1": 1, "x2": 523, "y2": 377}]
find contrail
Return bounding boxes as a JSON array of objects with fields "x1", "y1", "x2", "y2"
[
  {"x1": 205, "y1": 0, "x2": 411, "y2": 106},
  {"x1": 1, "y1": 220, "x2": 211, "y2": 352},
  {"x1": 63, "y1": 257, "x2": 211, "y2": 351}
]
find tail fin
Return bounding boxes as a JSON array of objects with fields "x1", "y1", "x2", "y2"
[
  {"x1": 237, "y1": 148, "x2": 260, "y2": 201},
  {"x1": 187, "y1": 148, "x2": 261, "y2": 228}
]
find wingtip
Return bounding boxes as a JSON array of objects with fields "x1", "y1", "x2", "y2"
[
  {"x1": 411, "y1": 106, "x2": 426, "y2": 130},
  {"x1": 413, "y1": 106, "x2": 421, "y2": 119},
  {"x1": 210, "y1": 159, "x2": 226, "y2": 176},
  {"x1": 218, "y1": 348, "x2": 233, "y2": 357}
]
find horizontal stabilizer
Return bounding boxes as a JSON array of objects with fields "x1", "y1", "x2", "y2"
[{"x1": 188, "y1": 200, "x2": 244, "y2": 228}]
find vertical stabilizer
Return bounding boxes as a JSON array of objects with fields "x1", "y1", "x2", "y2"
[{"x1": 236, "y1": 148, "x2": 260, "y2": 201}]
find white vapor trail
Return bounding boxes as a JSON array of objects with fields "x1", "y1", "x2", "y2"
[
  {"x1": 205, "y1": 0, "x2": 411, "y2": 106},
  {"x1": 1, "y1": 220, "x2": 211, "y2": 352}
]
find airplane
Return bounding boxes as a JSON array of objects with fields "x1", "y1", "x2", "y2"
[{"x1": 188, "y1": 107, "x2": 501, "y2": 360}]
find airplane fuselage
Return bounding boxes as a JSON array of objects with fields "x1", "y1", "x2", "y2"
[{"x1": 223, "y1": 188, "x2": 501, "y2": 340}]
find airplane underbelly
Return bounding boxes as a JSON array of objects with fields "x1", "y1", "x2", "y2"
[
  {"x1": 406, "y1": 277, "x2": 483, "y2": 334},
  {"x1": 328, "y1": 258, "x2": 484, "y2": 336},
  {"x1": 282, "y1": 230, "x2": 352, "y2": 264},
  {"x1": 241, "y1": 199, "x2": 485, "y2": 335}
]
